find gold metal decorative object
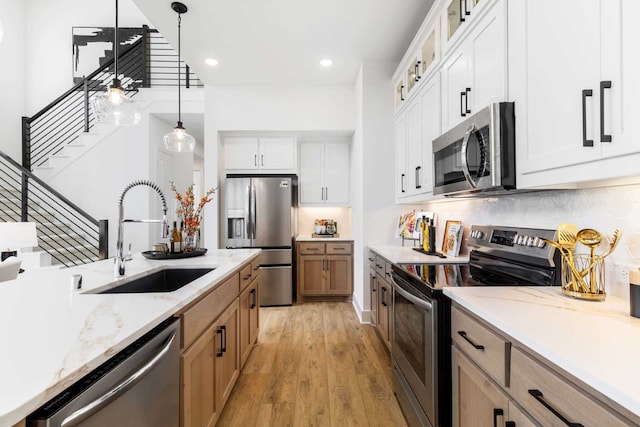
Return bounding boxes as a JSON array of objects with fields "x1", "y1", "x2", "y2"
[{"x1": 548, "y1": 226, "x2": 622, "y2": 301}]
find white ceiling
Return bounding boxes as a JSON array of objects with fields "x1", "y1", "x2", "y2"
[{"x1": 132, "y1": 0, "x2": 433, "y2": 86}]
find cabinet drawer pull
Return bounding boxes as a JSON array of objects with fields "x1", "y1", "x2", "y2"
[
  {"x1": 600, "y1": 80, "x2": 612, "y2": 143},
  {"x1": 385, "y1": 272, "x2": 391, "y2": 277},
  {"x1": 253, "y1": 265, "x2": 260, "y2": 271},
  {"x1": 528, "y1": 389, "x2": 584, "y2": 427},
  {"x1": 261, "y1": 154, "x2": 264, "y2": 166},
  {"x1": 254, "y1": 154, "x2": 257, "y2": 166},
  {"x1": 306, "y1": 247, "x2": 319, "y2": 251},
  {"x1": 401, "y1": 174, "x2": 405, "y2": 193},
  {"x1": 457, "y1": 330, "x2": 485, "y2": 350},
  {"x1": 582, "y1": 89, "x2": 594, "y2": 147},
  {"x1": 221, "y1": 325, "x2": 227, "y2": 353},
  {"x1": 216, "y1": 328, "x2": 224, "y2": 357},
  {"x1": 381, "y1": 287, "x2": 388, "y2": 306},
  {"x1": 415, "y1": 165, "x2": 421, "y2": 189},
  {"x1": 368, "y1": 257, "x2": 374, "y2": 261},
  {"x1": 375, "y1": 264, "x2": 382, "y2": 268},
  {"x1": 243, "y1": 274, "x2": 252, "y2": 280},
  {"x1": 505, "y1": 422, "x2": 515, "y2": 427},
  {"x1": 400, "y1": 84, "x2": 405, "y2": 101},
  {"x1": 493, "y1": 408, "x2": 503, "y2": 427},
  {"x1": 460, "y1": 91, "x2": 466, "y2": 117}
]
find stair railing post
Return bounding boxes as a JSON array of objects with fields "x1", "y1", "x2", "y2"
[
  {"x1": 98, "y1": 219, "x2": 109, "y2": 259},
  {"x1": 83, "y1": 77, "x2": 90, "y2": 133}
]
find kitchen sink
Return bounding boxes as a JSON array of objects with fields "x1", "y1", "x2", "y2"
[{"x1": 93, "y1": 268, "x2": 215, "y2": 294}]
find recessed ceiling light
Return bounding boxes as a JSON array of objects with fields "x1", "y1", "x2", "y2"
[
  {"x1": 205, "y1": 58, "x2": 219, "y2": 66},
  {"x1": 320, "y1": 58, "x2": 333, "y2": 67}
]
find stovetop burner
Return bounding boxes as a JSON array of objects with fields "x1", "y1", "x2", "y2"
[{"x1": 392, "y1": 225, "x2": 562, "y2": 293}]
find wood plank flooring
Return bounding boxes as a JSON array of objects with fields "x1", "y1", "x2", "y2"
[{"x1": 217, "y1": 302, "x2": 408, "y2": 427}]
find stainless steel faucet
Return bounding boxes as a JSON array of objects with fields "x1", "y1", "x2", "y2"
[{"x1": 116, "y1": 180, "x2": 169, "y2": 276}]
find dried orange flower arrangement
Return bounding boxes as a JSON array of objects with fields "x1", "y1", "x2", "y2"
[{"x1": 170, "y1": 181, "x2": 216, "y2": 236}]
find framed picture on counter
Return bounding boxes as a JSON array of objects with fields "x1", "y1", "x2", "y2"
[{"x1": 442, "y1": 220, "x2": 463, "y2": 257}]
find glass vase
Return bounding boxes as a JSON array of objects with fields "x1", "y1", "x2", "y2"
[{"x1": 184, "y1": 233, "x2": 198, "y2": 252}]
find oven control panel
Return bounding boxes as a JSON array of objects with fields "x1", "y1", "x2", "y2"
[{"x1": 468, "y1": 225, "x2": 557, "y2": 259}]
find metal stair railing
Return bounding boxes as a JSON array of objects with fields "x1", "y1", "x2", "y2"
[
  {"x1": 0, "y1": 150, "x2": 108, "y2": 267},
  {"x1": 21, "y1": 26, "x2": 203, "y2": 172}
]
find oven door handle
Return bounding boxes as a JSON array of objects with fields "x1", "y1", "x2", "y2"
[
  {"x1": 60, "y1": 331, "x2": 177, "y2": 427},
  {"x1": 461, "y1": 123, "x2": 477, "y2": 188},
  {"x1": 391, "y1": 277, "x2": 432, "y2": 311}
]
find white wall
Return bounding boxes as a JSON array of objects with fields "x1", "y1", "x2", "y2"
[
  {"x1": 24, "y1": 0, "x2": 150, "y2": 114},
  {"x1": 0, "y1": 0, "x2": 26, "y2": 159},
  {"x1": 420, "y1": 185, "x2": 640, "y2": 300},
  {"x1": 203, "y1": 85, "x2": 356, "y2": 250}
]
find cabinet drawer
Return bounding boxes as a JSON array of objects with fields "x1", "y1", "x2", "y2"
[
  {"x1": 239, "y1": 264, "x2": 253, "y2": 291},
  {"x1": 299, "y1": 242, "x2": 325, "y2": 255},
  {"x1": 374, "y1": 255, "x2": 386, "y2": 275},
  {"x1": 367, "y1": 250, "x2": 376, "y2": 264},
  {"x1": 451, "y1": 305, "x2": 510, "y2": 386},
  {"x1": 510, "y1": 348, "x2": 629, "y2": 427},
  {"x1": 181, "y1": 273, "x2": 240, "y2": 350},
  {"x1": 326, "y1": 242, "x2": 352, "y2": 254},
  {"x1": 251, "y1": 259, "x2": 261, "y2": 279}
]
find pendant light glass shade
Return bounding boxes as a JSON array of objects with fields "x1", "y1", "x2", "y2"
[
  {"x1": 164, "y1": 2, "x2": 195, "y2": 152},
  {"x1": 164, "y1": 121, "x2": 196, "y2": 152},
  {"x1": 90, "y1": 0, "x2": 141, "y2": 126}
]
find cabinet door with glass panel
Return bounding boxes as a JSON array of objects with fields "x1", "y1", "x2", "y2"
[{"x1": 443, "y1": 0, "x2": 484, "y2": 53}]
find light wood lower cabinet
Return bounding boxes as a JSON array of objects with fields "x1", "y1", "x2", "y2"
[
  {"x1": 369, "y1": 266, "x2": 377, "y2": 325},
  {"x1": 376, "y1": 274, "x2": 391, "y2": 351},
  {"x1": 452, "y1": 303, "x2": 637, "y2": 427},
  {"x1": 297, "y1": 241, "x2": 353, "y2": 300},
  {"x1": 179, "y1": 257, "x2": 259, "y2": 427},
  {"x1": 239, "y1": 278, "x2": 260, "y2": 369}
]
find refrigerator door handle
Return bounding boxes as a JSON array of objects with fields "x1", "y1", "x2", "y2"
[
  {"x1": 251, "y1": 185, "x2": 257, "y2": 238},
  {"x1": 246, "y1": 184, "x2": 252, "y2": 239}
]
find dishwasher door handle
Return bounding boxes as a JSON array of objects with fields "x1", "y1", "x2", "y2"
[{"x1": 60, "y1": 331, "x2": 177, "y2": 427}]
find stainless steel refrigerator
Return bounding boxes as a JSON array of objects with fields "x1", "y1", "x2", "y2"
[{"x1": 224, "y1": 175, "x2": 297, "y2": 306}]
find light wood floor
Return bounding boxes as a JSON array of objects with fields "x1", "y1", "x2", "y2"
[{"x1": 217, "y1": 302, "x2": 409, "y2": 427}]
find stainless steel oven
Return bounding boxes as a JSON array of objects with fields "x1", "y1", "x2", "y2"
[
  {"x1": 390, "y1": 225, "x2": 561, "y2": 427},
  {"x1": 433, "y1": 102, "x2": 515, "y2": 196}
]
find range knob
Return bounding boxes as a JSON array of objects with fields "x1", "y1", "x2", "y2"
[
  {"x1": 471, "y1": 230, "x2": 477, "y2": 238},
  {"x1": 476, "y1": 231, "x2": 484, "y2": 239},
  {"x1": 536, "y1": 238, "x2": 546, "y2": 248},
  {"x1": 515, "y1": 235, "x2": 524, "y2": 245}
]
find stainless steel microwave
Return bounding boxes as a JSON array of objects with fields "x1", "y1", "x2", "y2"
[{"x1": 432, "y1": 102, "x2": 515, "y2": 196}]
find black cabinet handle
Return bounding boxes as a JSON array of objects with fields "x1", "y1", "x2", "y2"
[
  {"x1": 415, "y1": 61, "x2": 421, "y2": 80},
  {"x1": 216, "y1": 328, "x2": 224, "y2": 357},
  {"x1": 460, "y1": 91, "x2": 466, "y2": 117},
  {"x1": 460, "y1": 0, "x2": 466, "y2": 22},
  {"x1": 385, "y1": 272, "x2": 391, "y2": 277},
  {"x1": 415, "y1": 166, "x2": 421, "y2": 189},
  {"x1": 464, "y1": 0, "x2": 470, "y2": 16},
  {"x1": 600, "y1": 80, "x2": 612, "y2": 143},
  {"x1": 368, "y1": 257, "x2": 374, "y2": 262},
  {"x1": 582, "y1": 89, "x2": 594, "y2": 147},
  {"x1": 243, "y1": 274, "x2": 252, "y2": 280},
  {"x1": 254, "y1": 154, "x2": 257, "y2": 166},
  {"x1": 457, "y1": 330, "x2": 485, "y2": 350},
  {"x1": 401, "y1": 174, "x2": 406, "y2": 193},
  {"x1": 400, "y1": 85, "x2": 405, "y2": 101},
  {"x1": 261, "y1": 154, "x2": 264, "y2": 166},
  {"x1": 493, "y1": 409, "x2": 504, "y2": 427},
  {"x1": 505, "y1": 422, "x2": 516, "y2": 427},
  {"x1": 528, "y1": 389, "x2": 584, "y2": 427},
  {"x1": 221, "y1": 325, "x2": 227, "y2": 353},
  {"x1": 465, "y1": 88, "x2": 471, "y2": 114},
  {"x1": 381, "y1": 287, "x2": 387, "y2": 306},
  {"x1": 250, "y1": 288, "x2": 257, "y2": 309}
]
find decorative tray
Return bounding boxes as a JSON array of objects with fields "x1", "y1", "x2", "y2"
[
  {"x1": 311, "y1": 233, "x2": 340, "y2": 238},
  {"x1": 142, "y1": 248, "x2": 207, "y2": 260}
]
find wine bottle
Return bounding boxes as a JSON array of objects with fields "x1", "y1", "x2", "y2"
[
  {"x1": 428, "y1": 219, "x2": 436, "y2": 253},
  {"x1": 171, "y1": 221, "x2": 181, "y2": 253}
]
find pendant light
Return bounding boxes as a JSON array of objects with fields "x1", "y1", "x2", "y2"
[
  {"x1": 90, "y1": 0, "x2": 141, "y2": 126},
  {"x1": 164, "y1": 2, "x2": 196, "y2": 152}
]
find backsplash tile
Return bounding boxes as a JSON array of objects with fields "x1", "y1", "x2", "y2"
[{"x1": 421, "y1": 184, "x2": 640, "y2": 299}]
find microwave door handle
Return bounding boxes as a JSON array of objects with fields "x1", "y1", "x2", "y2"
[{"x1": 461, "y1": 123, "x2": 477, "y2": 188}]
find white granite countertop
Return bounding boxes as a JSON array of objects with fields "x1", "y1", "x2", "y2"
[
  {"x1": 0, "y1": 249, "x2": 260, "y2": 427},
  {"x1": 296, "y1": 235, "x2": 354, "y2": 242},
  {"x1": 369, "y1": 244, "x2": 469, "y2": 264},
  {"x1": 443, "y1": 286, "x2": 640, "y2": 419}
]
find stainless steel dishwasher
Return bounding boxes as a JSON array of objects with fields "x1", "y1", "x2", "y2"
[{"x1": 27, "y1": 317, "x2": 180, "y2": 427}]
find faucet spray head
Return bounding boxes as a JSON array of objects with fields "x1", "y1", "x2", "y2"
[{"x1": 161, "y1": 210, "x2": 169, "y2": 239}]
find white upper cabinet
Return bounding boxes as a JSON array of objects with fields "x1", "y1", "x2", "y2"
[
  {"x1": 224, "y1": 137, "x2": 296, "y2": 172},
  {"x1": 442, "y1": 0, "x2": 484, "y2": 53},
  {"x1": 442, "y1": 0, "x2": 507, "y2": 131},
  {"x1": 512, "y1": 0, "x2": 640, "y2": 188},
  {"x1": 299, "y1": 142, "x2": 350, "y2": 206}
]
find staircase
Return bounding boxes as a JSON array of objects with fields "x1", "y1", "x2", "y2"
[{"x1": 0, "y1": 26, "x2": 203, "y2": 268}]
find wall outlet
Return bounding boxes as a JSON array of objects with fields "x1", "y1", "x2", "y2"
[{"x1": 615, "y1": 262, "x2": 636, "y2": 284}]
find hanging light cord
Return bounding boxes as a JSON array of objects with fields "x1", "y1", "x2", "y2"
[
  {"x1": 177, "y1": 13, "x2": 182, "y2": 124},
  {"x1": 114, "y1": 0, "x2": 119, "y2": 83}
]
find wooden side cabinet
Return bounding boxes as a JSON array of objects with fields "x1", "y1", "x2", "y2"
[
  {"x1": 297, "y1": 241, "x2": 353, "y2": 301},
  {"x1": 239, "y1": 277, "x2": 260, "y2": 369}
]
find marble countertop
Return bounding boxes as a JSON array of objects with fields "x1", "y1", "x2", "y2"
[
  {"x1": 443, "y1": 286, "x2": 640, "y2": 419},
  {"x1": 369, "y1": 244, "x2": 469, "y2": 264},
  {"x1": 296, "y1": 235, "x2": 354, "y2": 242},
  {"x1": 0, "y1": 248, "x2": 260, "y2": 427}
]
